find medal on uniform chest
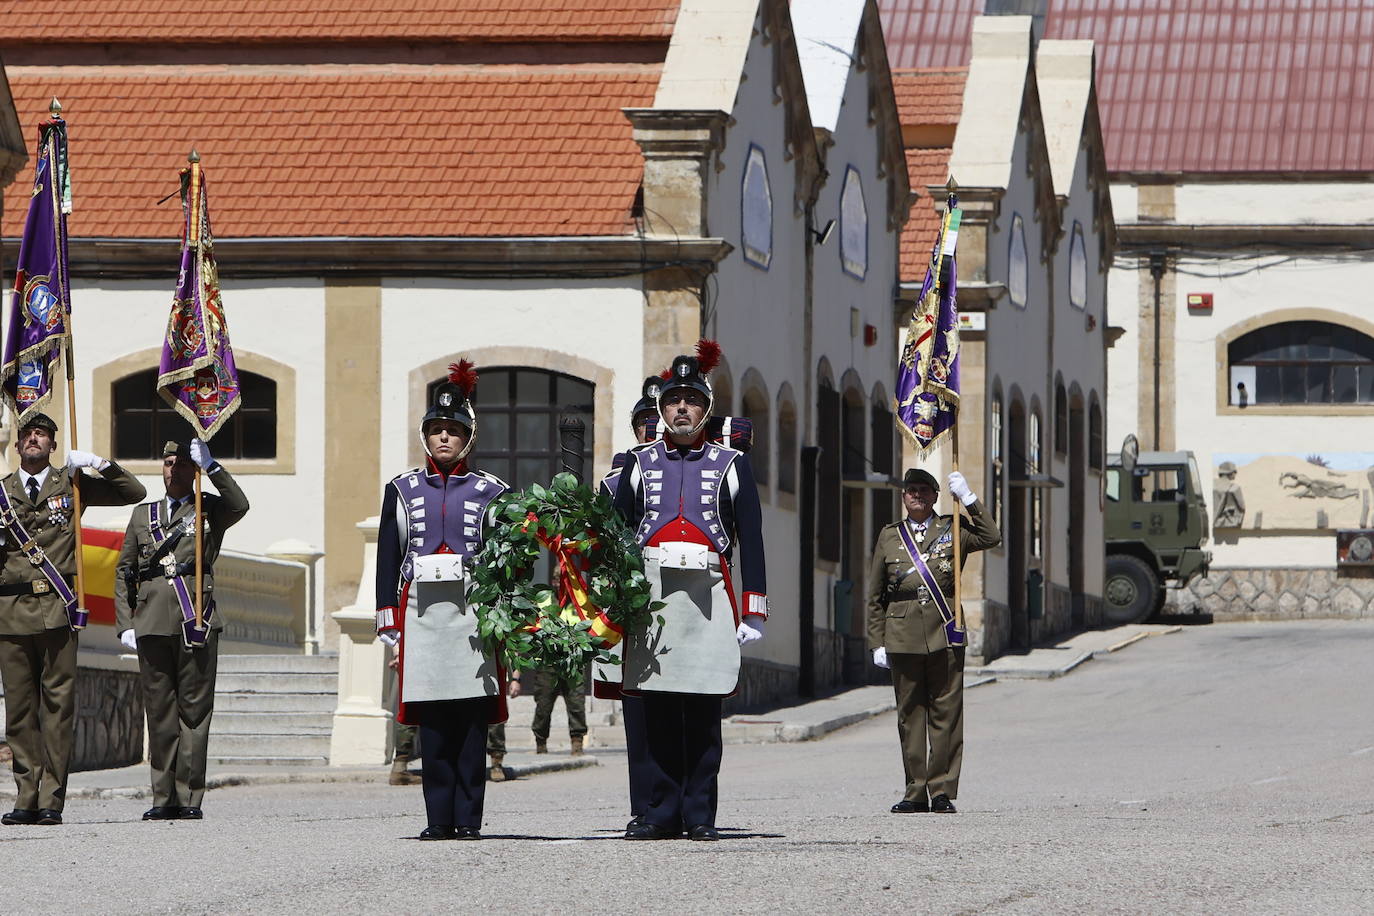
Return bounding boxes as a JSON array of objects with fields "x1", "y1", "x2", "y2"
[
  {"x1": 46, "y1": 495, "x2": 70, "y2": 528},
  {"x1": 939, "y1": 558, "x2": 953, "y2": 573}
]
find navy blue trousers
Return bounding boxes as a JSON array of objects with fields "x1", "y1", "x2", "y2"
[
  {"x1": 414, "y1": 697, "x2": 492, "y2": 829},
  {"x1": 641, "y1": 692, "x2": 723, "y2": 830},
  {"x1": 621, "y1": 691, "x2": 652, "y2": 816}
]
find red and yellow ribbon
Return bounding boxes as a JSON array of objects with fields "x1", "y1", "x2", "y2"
[{"x1": 522, "y1": 512, "x2": 624, "y2": 648}]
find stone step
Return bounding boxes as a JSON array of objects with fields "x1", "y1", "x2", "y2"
[
  {"x1": 215, "y1": 692, "x2": 337, "y2": 714},
  {"x1": 208, "y1": 754, "x2": 329, "y2": 767},
  {"x1": 217, "y1": 654, "x2": 339, "y2": 674},
  {"x1": 210, "y1": 732, "x2": 331, "y2": 758},
  {"x1": 210, "y1": 712, "x2": 333, "y2": 735},
  {"x1": 216, "y1": 672, "x2": 337, "y2": 694}
]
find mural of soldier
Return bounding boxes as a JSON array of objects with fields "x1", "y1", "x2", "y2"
[{"x1": 1213, "y1": 461, "x2": 1246, "y2": 528}]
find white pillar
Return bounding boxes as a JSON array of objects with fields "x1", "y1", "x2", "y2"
[{"x1": 329, "y1": 516, "x2": 391, "y2": 766}]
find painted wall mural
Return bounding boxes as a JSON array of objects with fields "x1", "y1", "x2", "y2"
[{"x1": 1213, "y1": 453, "x2": 1374, "y2": 530}]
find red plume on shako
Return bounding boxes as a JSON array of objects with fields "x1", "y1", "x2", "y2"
[
  {"x1": 447, "y1": 359, "x2": 478, "y2": 399},
  {"x1": 694, "y1": 338, "x2": 722, "y2": 375}
]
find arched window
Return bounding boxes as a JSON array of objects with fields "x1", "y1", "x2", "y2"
[
  {"x1": 1228, "y1": 321, "x2": 1374, "y2": 405},
  {"x1": 817, "y1": 375, "x2": 841, "y2": 562},
  {"x1": 776, "y1": 393, "x2": 798, "y2": 495},
  {"x1": 870, "y1": 394, "x2": 895, "y2": 545},
  {"x1": 741, "y1": 381, "x2": 771, "y2": 489},
  {"x1": 713, "y1": 368, "x2": 734, "y2": 418},
  {"x1": 1054, "y1": 381, "x2": 1068, "y2": 456},
  {"x1": 1089, "y1": 397, "x2": 1103, "y2": 470},
  {"x1": 113, "y1": 368, "x2": 276, "y2": 460},
  {"x1": 430, "y1": 367, "x2": 594, "y2": 488},
  {"x1": 990, "y1": 392, "x2": 1003, "y2": 522},
  {"x1": 1008, "y1": 213, "x2": 1028, "y2": 308}
]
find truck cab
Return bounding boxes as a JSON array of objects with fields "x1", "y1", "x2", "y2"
[{"x1": 1103, "y1": 448, "x2": 1211, "y2": 625}]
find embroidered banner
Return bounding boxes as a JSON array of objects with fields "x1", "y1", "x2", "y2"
[
  {"x1": 895, "y1": 197, "x2": 962, "y2": 456},
  {"x1": 156, "y1": 159, "x2": 241, "y2": 441},
  {"x1": 1, "y1": 116, "x2": 71, "y2": 426}
]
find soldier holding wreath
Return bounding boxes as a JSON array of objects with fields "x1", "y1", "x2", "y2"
[{"x1": 375, "y1": 360, "x2": 509, "y2": 841}]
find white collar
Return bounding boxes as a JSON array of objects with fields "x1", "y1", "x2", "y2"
[{"x1": 19, "y1": 467, "x2": 50, "y2": 491}]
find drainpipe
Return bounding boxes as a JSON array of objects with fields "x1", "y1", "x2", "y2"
[{"x1": 1149, "y1": 253, "x2": 1165, "y2": 450}]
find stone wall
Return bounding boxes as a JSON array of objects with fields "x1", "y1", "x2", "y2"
[
  {"x1": 727, "y1": 657, "x2": 799, "y2": 715},
  {"x1": 72, "y1": 657, "x2": 144, "y2": 772},
  {"x1": 1170, "y1": 567, "x2": 1374, "y2": 620}
]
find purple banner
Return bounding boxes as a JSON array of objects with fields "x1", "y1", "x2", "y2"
[
  {"x1": 1, "y1": 119, "x2": 70, "y2": 427},
  {"x1": 156, "y1": 163, "x2": 240, "y2": 441},
  {"x1": 895, "y1": 202, "x2": 961, "y2": 456}
]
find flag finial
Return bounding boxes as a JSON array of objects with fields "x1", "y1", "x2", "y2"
[
  {"x1": 188, "y1": 148, "x2": 200, "y2": 164},
  {"x1": 945, "y1": 176, "x2": 958, "y2": 193},
  {"x1": 48, "y1": 97, "x2": 61, "y2": 118}
]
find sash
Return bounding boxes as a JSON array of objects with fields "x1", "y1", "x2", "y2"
[
  {"x1": 149, "y1": 501, "x2": 211, "y2": 649},
  {"x1": 895, "y1": 520, "x2": 965, "y2": 648},
  {"x1": 0, "y1": 483, "x2": 85, "y2": 629}
]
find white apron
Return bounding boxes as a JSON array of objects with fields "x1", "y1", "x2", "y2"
[
  {"x1": 401, "y1": 554, "x2": 498, "y2": 703},
  {"x1": 624, "y1": 546, "x2": 740, "y2": 696}
]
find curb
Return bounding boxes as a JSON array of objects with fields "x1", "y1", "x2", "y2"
[{"x1": 0, "y1": 756, "x2": 600, "y2": 802}]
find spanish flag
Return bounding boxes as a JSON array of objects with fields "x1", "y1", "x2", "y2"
[{"x1": 81, "y1": 527, "x2": 124, "y2": 626}]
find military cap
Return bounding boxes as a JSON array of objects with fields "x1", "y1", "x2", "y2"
[
  {"x1": 18, "y1": 412, "x2": 57, "y2": 435},
  {"x1": 162, "y1": 441, "x2": 192, "y2": 460},
  {"x1": 902, "y1": 468, "x2": 940, "y2": 492},
  {"x1": 1218, "y1": 461, "x2": 1238, "y2": 475}
]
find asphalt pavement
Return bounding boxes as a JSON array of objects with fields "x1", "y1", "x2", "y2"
[{"x1": 1, "y1": 620, "x2": 1371, "y2": 914}]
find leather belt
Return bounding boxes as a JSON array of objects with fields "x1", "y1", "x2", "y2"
[
  {"x1": 0, "y1": 576, "x2": 72, "y2": 597},
  {"x1": 642, "y1": 544, "x2": 721, "y2": 569}
]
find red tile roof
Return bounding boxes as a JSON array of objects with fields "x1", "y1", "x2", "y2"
[
  {"x1": 880, "y1": 1, "x2": 1374, "y2": 173},
  {"x1": 892, "y1": 68, "x2": 966, "y2": 127},
  {"x1": 3, "y1": 66, "x2": 659, "y2": 239},
  {"x1": 901, "y1": 146, "x2": 952, "y2": 281},
  {"x1": 0, "y1": 1, "x2": 679, "y2": 43}
]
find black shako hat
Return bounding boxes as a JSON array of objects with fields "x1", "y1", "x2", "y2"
[
  {"x1": 631, "y1": 376, "x2": 663, "y2": 425},
  {"x1": 18, "y1": 412, "x2": 58, "y2": 436},
  {"x1": 423, "y1": 360, "x2": 478, "y2": 432},
  {"x1": 423, "y1": 382, "x2": 476, "y2": 430},
  {"x1": 902, "y1": 468, "x2": 940, "y2": 492}
]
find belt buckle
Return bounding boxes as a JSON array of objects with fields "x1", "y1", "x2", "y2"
[
  {"x1": 24, "y1": 541, "x2": 45, "y2": 566},
  {"x1": 31, "y1": 578, "x2": 50, "y2": 595},
  {"x1": 916, "y1": 585, "x2": 931, "y2": 603}
]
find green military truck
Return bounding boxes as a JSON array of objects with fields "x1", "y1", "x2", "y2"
[{"x1": 1103, "y1": 435, "x2": 1211, "y2": 625}]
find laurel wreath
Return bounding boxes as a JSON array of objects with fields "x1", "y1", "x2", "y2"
[{"x1": 467, "y1": 472, "x2": 664, "y2": 683}]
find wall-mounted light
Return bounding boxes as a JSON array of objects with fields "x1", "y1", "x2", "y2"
[{"x1": 810, "y1": 218, "x2": 836, "y2": 246}]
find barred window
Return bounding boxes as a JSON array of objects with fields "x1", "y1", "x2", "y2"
[
  {"x1": 1228, "y1": 321, "x2": 1374, "y2": 405},
  {"x1": 113, "y1": 368, "x2": 276, "y2": 460}
]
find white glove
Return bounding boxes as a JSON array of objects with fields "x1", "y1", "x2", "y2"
[
  {"x1": 873, "y1": 647, "x2": 890, "y2": 669},
  {"x1": 66, "y1": 450, "x2": 110, "y2": 473},
  {"x1": 736, "y1": 617, "x2": 765, "y2": 646},
  {"x1": 119, "y1": 629, "x2": 138, "y2": 651},
  {"x1": 378, "y1": 628, "x2": 400, "y2": 648},
  {"x1": 189, "y1": 438, "x2": 215, "y2": 471},
  {"x1": 947, "y1": 471, "x2": 977, "y2": 506}
]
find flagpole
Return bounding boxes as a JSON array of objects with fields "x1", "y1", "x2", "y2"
[
  {"x1": 50, "y1": 98, "x2": 88, "y2": 625},
  {"x1": 188, "y1": 149, "x2": 205, "y2": 632},
  {"x1": 944, "y1": 179, "x2": 963, "y2": 636}
]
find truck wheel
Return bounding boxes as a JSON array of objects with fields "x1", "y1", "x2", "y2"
[{"x1": 1103, "y1": 555, "x2": 1158, "y2": 626}]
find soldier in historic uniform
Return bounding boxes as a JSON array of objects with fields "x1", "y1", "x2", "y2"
[
  {"x1": 614, "y1": 345, "x2": 767, "y2": 841},
  {"x1": 0, "y1": 413, "x2": 146, "y2": 826},
  {"x1": 375, "y1": 361, "x2": 509, "y2": 841},
  {"x1": 867, "y1": 468, "x2": 1000, "y2": 814},
  {"x1": 115, "y1": 438, "x2": 249, "y2": 820},
  {"x1": 594, "y1": 376, "x2": 664, "y2": 827}
]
